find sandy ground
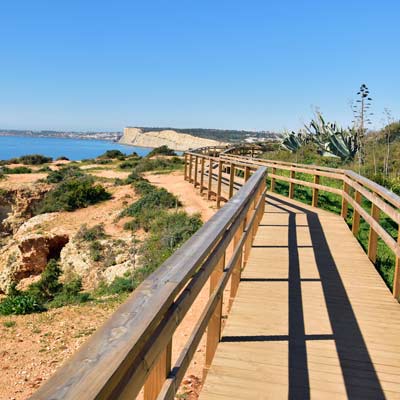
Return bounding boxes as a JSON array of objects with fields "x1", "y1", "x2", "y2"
[{"x1": 0, "y1": 169, "x2": 224, "y2": 400}]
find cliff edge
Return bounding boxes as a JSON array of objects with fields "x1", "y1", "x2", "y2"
[{"x1": 119, "y1": 128, "x2": 228, "y2": 151}]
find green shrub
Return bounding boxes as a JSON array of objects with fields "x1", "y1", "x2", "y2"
[
  {"x1": 119, "y1": 159, "x2": 140, "y2": 169},
  {"x1": 134, "y1": 157, "x2": 183, "y2": 174},
  {"x1": 147, "y1": 145, "x2": 176, "y2": 157},
  {"x1": 89, "y1": 240, "x2": 103, "y2": 261},
  {"x1": 0, "y1": 166, "x2": 32, "y2": 174},
  {"x1": 76, "y1": 224, "x2": 107, "y2": 241},
  {"x1": 46, "y1": 165, "x2": 84, "y2": 183},
  {"x1": 121, "y1": 186, "x2": 180, "y2": 218},
  {"x1": 56, "y1": 156, "x2": 69, "y2": 161},
  {"x1": 18, "y1": 154, "x2": 53, "y2": 165},
  {"x1": 98, "y1": 150, "x2": 126, "y2": 160},
  {"x1": 137, "y1": 211, "x2": 202, "y2": 281},
  {"x1": 35, "y1": 176, "x2": 111, "y2": 213},
  {"x1": 96, "y1": 275, "x2": 135, "y2": 296},
  {"x1": 0, "y1": 293, "x2": 45, "y2": 315},
  {"x1": 49, "y1": 276, "x2": 90, "y2": 308},
  {"x1": 27, "y1": 259, "x2": 62, "y2": 303}
]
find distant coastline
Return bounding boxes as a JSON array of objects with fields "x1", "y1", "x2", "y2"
[{"x1": 0, "y1": 130, "x2": 123, "y2": 142}]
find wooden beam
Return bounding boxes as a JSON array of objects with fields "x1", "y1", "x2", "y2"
[
  {"x1": 229, "y1": 163, "x2": 235, "y2": 198},
  {"x1": 341, "y1": 181, "x2": 349, "y2": 218},
  {"x1": 144, "y1": 341, "x2": 172, "y2": 400},
  {"x1": 394, "y1": 227, "x2": 400, "y2": 300},
  {"x1": 367, "y1": 203, "x2": 380, "y2": 263},
  {"x1": 270, "y1": 167, "x2": 276, "y2": 192},
  {"x1": 216, "y1": 160, "x2": 223, "y2": 208},
  {"x1": 207, "y1": 159, "x2": 213, "y2": 200},
  {"x1": 188, "y1": 154, "x2": 193, "y2": 183},
  {"x1": 230, "y1": 221, "x2": 244, "y2": 309},
  {"x1": 289, "y1": 170, "x2": 295, "y2": 199},
  {"x1": 200, "y1": 156, "x2": 205, "y2": 194},
  {"x1": 204, "y1": 255, "x2": 225, "y2": 379},
  {"x1": 312, "y1": 175, "x2": 319, "y2": 207},
  {"x1": 244, "y1": 166, "x2": 250, "y2": 182},
  {"x1": 183, "y1": 154, "x2": 188, "y2": 181},
  {"x1": 352, "y1": 190, "x2": 362, "y2": 236},
  {"x1": 194, "y1": 156, "x2": 198, "y2": 187}
]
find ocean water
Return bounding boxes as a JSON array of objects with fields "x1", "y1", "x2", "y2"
[{"x1": 0, "y1": 136, "x2": 152, "y2": 161}]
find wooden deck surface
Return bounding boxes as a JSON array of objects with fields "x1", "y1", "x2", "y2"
[{"x1": 200, "y1": 193, "x2": 400, "y2": 400}]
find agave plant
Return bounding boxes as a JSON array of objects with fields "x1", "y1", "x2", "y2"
[
  {"x1": 281, "y1": 131, "x2": 307, "y2": 152},
  {"x1": 290, "y1": 112, "x2": 359, "y2": 161},
  {"x1": 324, "y1": 128, "x2": 358, "y2": 161}
]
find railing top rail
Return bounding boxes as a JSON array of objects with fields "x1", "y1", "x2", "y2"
[
  {"x1": 31, "y1": 165, "x2": 267, "y2": 400},
  {"x1": 217, "y1": 147, "x2": 400, "y2": 210}
]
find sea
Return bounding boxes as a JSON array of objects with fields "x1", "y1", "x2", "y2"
[{"x1": 0, "y1": 136, "x2": 152, "y2": 161}]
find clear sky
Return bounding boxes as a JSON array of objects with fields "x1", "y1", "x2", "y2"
[{"x1": 0, "y1": 0, "x2": 399, "y2": 132}]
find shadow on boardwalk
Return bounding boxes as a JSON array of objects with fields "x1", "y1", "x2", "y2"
[{"x1": 222, "y1": 194, "x2": 386, "y2": 400}]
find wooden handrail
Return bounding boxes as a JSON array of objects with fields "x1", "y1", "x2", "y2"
[{"x1": 30, "y1": 154, "x2": 267, "y2": 400}]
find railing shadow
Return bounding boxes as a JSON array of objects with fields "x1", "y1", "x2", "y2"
[{"x1": 268, "y1": 194, "x2": 385, "y2": 400}]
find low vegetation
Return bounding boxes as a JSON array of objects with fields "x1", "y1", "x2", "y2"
[
  {"x1": 35, "y1": 176, "x2": 111, "y2": 213},
  {"x1": 147, "y1": 145, "x2": 177, "y2": 157},
  {"x1": 0, "y1": 260, "x2": 90, "y2": 315},
  {"x1": 0, "y1": 166, "x2": 32, "y2": 174}
]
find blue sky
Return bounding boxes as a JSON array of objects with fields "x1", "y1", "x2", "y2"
[{"x1": 0, "y1": 1, "x2": 399, "y2": 132}]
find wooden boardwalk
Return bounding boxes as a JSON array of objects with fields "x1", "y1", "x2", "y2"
[{"x1": 200, "y1": 193, "x2": 400, "y2": 400}]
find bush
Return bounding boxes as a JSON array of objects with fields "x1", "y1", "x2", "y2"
[
  {"x1": 46, "y1": 165, "x2": 84, "y2": 183},
  {"x1": 56, "y1": 156, "x2": 69, "y2": 161},
  {"x1": 121, "y1": 186, "x2": 180, "y2": 219},
  {"x1": 35, "y1": 176, "x2": 111, "y2": 213},
  {"x1": 0, "y1": 292, "x2": 45, "y2": 315},
  {"x1": 136, "y1": 211, "x2": 202, "y2": 281},
  {"x1": 119, "y1": 159, "x2": 140, "y2": 170},
  {"x1": 49, "y1": 276, "x2": 90, "y2": 308},
  {"x1": 18, "y1": 154, "x2": 53, "y2": 165},
  {"x1": 96, "y1": 275, "x2": 134, "y2": 296},
  {"x1": 27, "y1": 259, "x2": 62, "y2": 303},
  {"x1": 0, "y1": 261, "x2": 91, "y2": 315},
  {"x1": 98, "y1": 150, "x2": 126, "y2": 160},
  {"x1": 147, "y1": 145, "x2": 176, "y2": 157},
  {"x1": 134, "y1": 157, "x2": 183, "y2": 174},
  {"x1": 0, "y1": 166, "x2": 32, "y2": 174},
  {"x1": 76, "y1": 224, "x2": 107, "y2": 241}
]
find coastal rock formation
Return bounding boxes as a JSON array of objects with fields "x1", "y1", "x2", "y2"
[
  {"x1": 119, "y1": 127, "x2": 228, "y2": 151},
  {"x1": 0, "y1": 184, "x2": 50, "y2": 235},
  {"x1": 0, "y1": 232, "x2": 69, "y2": 293},
  {"x1": 60, "y1": 236, "x2": 137, "y2": 289}
]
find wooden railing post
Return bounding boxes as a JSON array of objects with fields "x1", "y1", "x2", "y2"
[
  {"x1": 244, "y1": 166, "x2": 250, "y2": 182},
  {"x1": 230, "y1": 220, "x2": 244, "y2": 309},
  {"x1": 341, "y1": 181, "x2": 349, "y2": 218},
  {"x1": 200, "y1": 157, "x2": 205, "y2": 194},
  {"x1": 289, "y1": 169, "x2": 295, "y2": 199},
  {"x1": 352, "y1": 190, "x2": 362, "y2": 236},
  {"x1": 394, "y1": 226, "x2": 400, "y2": 299},
  {"x1": 184, "y1": 154, "x2": 188, "y2": 181},
  {"x1": 204, "y1": 254, "x2": 225, "y2": 379},
  {"x1": 207, "y1": 158, "x2": 213, "y2": 200},
  {"x1": 367, "y1": 203, "x2": 380, "y2": 263},
  {"x1": 194, "y1": 156, "x2": 199, "y2": 188},
  {"x1": 144, "y1": 341, "x2": 172, "y2": 400},
  {"x1": 312, "y1": 175, "x2": 319, "y2": 207},
  {"x1": 270, "y1": 167, "x2": 276, "y2": 192},
  {"x1": 229, "y1": 163, "x2": 235, "y2": 198},
  {"x1": 216, "y1": 160, "x2": 223, "y2": 208},
  {"x1": 188, "y1": 154, "x2": 193, "y2": 183}
]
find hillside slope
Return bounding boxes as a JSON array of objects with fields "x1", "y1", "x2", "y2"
[{"x1": 119, "y1": 128, "x2": 228, "y2": 151}]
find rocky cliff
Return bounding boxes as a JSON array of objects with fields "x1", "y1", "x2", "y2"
[{"x1": 119, "y1": 128, "x2": 228, "y2": 151}]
